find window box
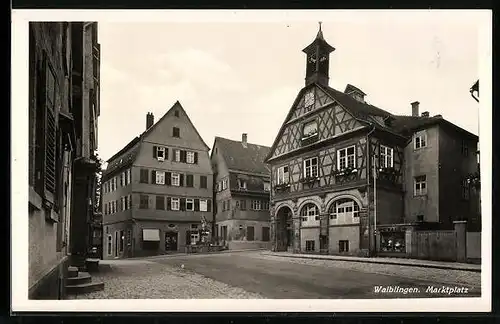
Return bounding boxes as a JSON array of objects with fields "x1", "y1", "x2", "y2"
[
  {"x1": 275, "y1": 183, "x2": 291, "y2": 191},
  {"x1": 332, "y1": 167, "x2": 358, "y2": 177},
  {"x1": 301, "y1": 133, "x2": 319, "y2": 146},
  {"x1": 300, "y1": 176, "x2": 319, "y2": 184}
]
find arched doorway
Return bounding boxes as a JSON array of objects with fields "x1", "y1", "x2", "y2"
[{"x1": 275, "y1": 206, "x2": 293, "y2": 252}]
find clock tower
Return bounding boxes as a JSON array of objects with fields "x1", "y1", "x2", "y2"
[{"x1": 302, "y1": 22, "x2": 335, "y2": 87}]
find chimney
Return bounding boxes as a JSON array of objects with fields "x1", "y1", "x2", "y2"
[
  {"x1": 411, "y1": 101, "x2": 420, "y2": 117},
  {"x1": 146, "y1": 112, "x2": 154, "y2": 130},
  {"x1": 242, "y1": 133, "x2": 248, "y2": 148},
  {"x1": 421, "y1": 111, "x2": 430, "y2": 118}
]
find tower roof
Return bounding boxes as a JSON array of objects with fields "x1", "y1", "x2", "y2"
[{"x1": 302, "y1": 22, "x2": 335, "y2": 54}]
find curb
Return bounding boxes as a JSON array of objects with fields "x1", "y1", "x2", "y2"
[
  {"x1": 265, "y1": 253, "x2": 481, "y2": 273},
  {"x1": 126, "y1": 248, "x2": 268, "y2": 260}
]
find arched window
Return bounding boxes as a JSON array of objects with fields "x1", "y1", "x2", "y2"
[
  {"x1": 329, "y1": 199, "x2": 360, "y2": 224},
  {"x1": 300, "y1": 203, "x2": 320, "y2": 225}
]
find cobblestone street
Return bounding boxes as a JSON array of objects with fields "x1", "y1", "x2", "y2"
[{"x1": 68, "y1": 251, "x2": 481, "y2": 299}]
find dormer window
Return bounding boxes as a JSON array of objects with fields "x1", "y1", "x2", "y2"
[
  {"x1": 238, "y1": 179, "x2": 247, "y2": 190},
  {"x1": 302, "y1": 120, "x2": 318, "y2": 139}
]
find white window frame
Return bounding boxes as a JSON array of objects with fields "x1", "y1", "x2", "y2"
[
  {"x1": 337, "y1": 145, "x2": 357, "y2": 171},
  {"x1": 156, "y1": 171, "x2": 166, "y2": 185},
  {"x1": 186, "y1": 151, "x2": 195, "y2": 164},
  {"x1": 263, "y1": 182, "x2": 270, "y2": 191},
  {"x1": 171, "y1": 173, "x2": 180, "y2": 186},
  {"x1": 414, "y1": 132, "x2": 427, "y2": 149},
  {"x1": 156, "y1": 146, "x2": 166, "y2": 161},
  {"x1": 303, "y1": 157, "x2": 318, "y2": 178},
  {"x1": 126, "y1": 169, "x2": 131, "y2": 185},
  {"x1": 277, "y1": 165, "x2": 290, "y2": 185},
  {"x1": 121, "y1": 197, "x2": 125, "y2": 211},
  {"x1": 414, "y1": 175, "x2": 427, "y2": 196},
  {"x1": 302, "y1": 120, "x2": 318, "y2": 139},
  {"x1": 222, "y1": 178, "x2": 228, "y2": 190},
  {"x1": 238, "y1": 179, "x2": 247, "y2": 189},
  {"x1": 329, "y1": 200, "x2": 360, "y2": 224},
  {"x1": 380, "y1": 145, "x2": 394, "y2": 169},
  {"x1": 186, "y1": 198, "x2": 194, "y2": 211},
  {"x1": 200, "y1": 199, "x2": 208, "y2": 212},
  {"x1": 171, "y1": 198, "x2": 180, "y2": 211},
  {"x1": 300, "y1": 204, "x2": 320, "y2": 225},
  {"x1": 174, "y1": 149, "x2": 181, "y2": 162}
]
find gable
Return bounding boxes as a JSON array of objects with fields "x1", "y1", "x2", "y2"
[
  {"x1": 142, "y1": 102, "x2": 209, "y2": 151},
  {"x1": 267, "y1": 85, "x2": 366, "y2": 161}
]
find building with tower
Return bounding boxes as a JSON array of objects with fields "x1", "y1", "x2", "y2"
[
  {"x1": 101, "y1": 102, "x2": 213, "y2": 258},
  {"x1": 266, "y1": 24, "x2": 479, "y2": 258}
]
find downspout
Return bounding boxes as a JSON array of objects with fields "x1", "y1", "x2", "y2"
[{"x1": 366, "y1": 124, "x2": 376, "y2": 257}]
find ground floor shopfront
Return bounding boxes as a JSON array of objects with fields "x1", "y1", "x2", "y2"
[
  {"x1": 103, "y1": 220, "x2": 206, "y2": 259},
  {"x1": 215, "y1": 219, "x2": 272, "y2": 250}
]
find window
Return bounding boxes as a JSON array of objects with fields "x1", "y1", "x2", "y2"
[
  {"x1": 139, "y1": 195, "x2": 149, "y2": 209},
  {"x1": 119, "y1": 230, "x2": 124, "y2": 252},
  {"x1": 120, "y1": 173, "x2": 125, "y2": 186},
  {"x1": 174, "y1": 150, "x2": 181, "y2": 162},
  {"x1": 302, "y1": 120, "x2": 318, "y2": 138},
  {"x1": 155, "y1": 171, "x2": 165, "y2": 185},
  {"x1": 305, "y1": 240, "x2": 315, "y2": 252},
  {"x1": 329, "y1": 199, "x2": 360, "y2": 223},
  {"x1": 300, "y1": 203, "x2": 320, "y2": 224},
  {"x1": 462, "y1": 179, "x2": 470, "y2": 200},
  {"x1": 173, "y1": 127, "x2": 180, "y2": 138},
  {"x1": 174, "y1": 110, "x2": 180, "y2": 117},
  {"x1": 277, "y1": 166, "x2": 290, "y2": 185},
  {"x1": 263, "y1": 182, "x2": 270, "y2": 191},
  {"x1": 414, "y1": 175, "x2": 427, "y2": 196},
  {"x1": 414, "y1": 132, "x2": 427, "y2": 149},
  {"x1": 339, "y1": 240, "x2": 349, "y2": 252},
  {"x1": 251, "y1": 200, "x2": 262, "y2": 211},
  {"x1": 303, "y1": 157, "x2": 318, "y2": 178},
  {"x1": 171, "y1": 173, "x2": 180, "y2": 186},
  {"x1": 104, "y1": 203, "x2": 108, "y2": 215},
  {"x1": 126, "y1": 169, "x2": 131, "y2": 185},
  {"x1": 186, "y1": 174, "x2": 194, "y2": 187},
  {"x1": 262, "y1": 201, "x2": 270, "y2": 210},
  {"x1": 238, "y1": 179, "x2": 247, "y2": 189},
  {"x1": 240, "y1": 199, "x2": 247, "y2": 210},
  {"x1": 262, "y1": 227, "x2": 270, "y2": 242},
  {"x1": 337, "y1": 146, "x2": 356, "y2": 170},
  {"x1": 222, "y1": 178, "x2": 228, "y2": 190},
  {"x1": 121, "y1": 196, "x2": 125, "y2": 211},
  {"x1": 156, "y1": 146, "x2": 166, "y2": 161},
  {"x1": 107, "y1": 235, "x2": 112, "y2": 255},
  {"x1": 200, "y1": 199, "x2": 208, "y2": 212},
  {"x1": 171, "y1": 198, "x2": 180, "y2": 211},
  {"x1": 140, "y1": 169, "x2": 149, "y2": 183},
  {"x1": 380, "y1": 145, "x2": 394, "y2": 168},
  {"x1": 186, "y1": 198, "x2": 194, "y2": 211},
  {"x1": 461, "y1": 141, "x2": 469, "y2": 157},
  {"x1": 156, "y1": 196, "x2": 165, "y2": 210},
  {"x1": 186, "y1": 151, "x2": 195, "y2": 164},
  {"x1": 200, "y1": 175, "x2": 207, "y2": 189}
]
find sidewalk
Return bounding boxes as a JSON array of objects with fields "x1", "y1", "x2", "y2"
[
  {"x1": 125, "y1": 248, "x2": 268, "y2": 260},
  {"x1": 263, "y1": 251, "x2": 481, "y2": 272}
]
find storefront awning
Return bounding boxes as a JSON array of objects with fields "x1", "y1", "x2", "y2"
[{"x1": 143, "y1": 229, "x2": 160, "y2": 242}]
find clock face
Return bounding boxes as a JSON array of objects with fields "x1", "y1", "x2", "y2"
[
  {"x1": 319, "y1": 55, "x2": 327, "y2": 62},
  {"x1": 308, "y1": 54, "x2": 317, "y2": 63},
  {"x1": 304, "y1": 90, "x2": 315, "y2": 108}
]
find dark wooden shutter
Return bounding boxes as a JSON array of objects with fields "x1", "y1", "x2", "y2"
[
  {"x1": 166, "y1": 197, "x2": 171, "y2": 210},
  {"x1": 207, "y1": 199, "x2": 212, "y2": 212},
  {"x1": 187, "y1": 174, "x2": 194, "y2": 187},
  {"x1": 179, "y1": 174, "x2": 184, "y2": 186},
  {"x1": 165, "y1": 148, "x2": 169, "y2": 160},
  {"x1": 151, "y1": 170, "x2": 156, "y2": 184},
  {"x1": 180, "y1": 198, "x2": 186, "y2": 211},
  {"x1": 44, "y1": 55, "x2": 57, "y2": 195},
  {"x1": 194, "y1": 199, "x2": 200, "y2": 211},
  {"x1": 194, "y1": 152, "x2": 198, "y2": 164},
  {"x1": 186, "y1": 231, "x2": 191, "y2": 245},
  {"x1": 181, "y1": 150, "x2": 187, "y2": 163},
  {"x1": 153, "y1": 146, "x2": 157, "y2": 158},
  {"x1": 166, "y1": 172, "x2": 171, "y2": 185},
  {"x1": 200, "y1": 175, "x2": 207, "y2": 189}
]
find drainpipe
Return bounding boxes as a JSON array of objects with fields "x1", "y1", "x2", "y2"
[{"x1": 366, "y1": 124, "x2": 376, "y2": 257}]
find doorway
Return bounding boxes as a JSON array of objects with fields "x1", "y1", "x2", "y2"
[
  {"x1": 276, "y1": 206, "x2": 293, "y2": 252},
  {"x1": 165, "y1": 232, "x2": 178, "y2": 252}
]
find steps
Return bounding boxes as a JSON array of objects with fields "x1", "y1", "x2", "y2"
[{"x1": 66, "y1": 262, "x2": 104, "y2": 296}]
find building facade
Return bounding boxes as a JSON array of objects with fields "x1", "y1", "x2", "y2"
[
  {"x1": 211, "y1": 134, "x2": 272, "y2": 250},
  {"x1": 101, "y1": 102, "x2": 213, "y2": 259},
  {"x1": 28, "y1": 22, "x2": 101, "y2": 299},
  {"x1": 266, "y1": 26, "x2": 479, "y2": 256}
]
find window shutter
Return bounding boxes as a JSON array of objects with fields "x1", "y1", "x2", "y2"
[
  {"x1": 180, "y1": 198, "x2": 186, "y2": 211},
  {"x1": 44, "y1": 56, "x2": 57, "y2": 195},
  {"x1": 165, "y1": 148, "x2": 169, "y2": 160},
  {"x1": 153, "y1": 146, "x2": 157, "y2": 158},
  {"x1": 166, "y1": 197, "x2": 171, "y2": 210},
  {"x1": 186, "y1": 231, "x2": 191, "y2": 245},
  {"x1": 194, "y1": 152, "x2": 198, "y2": 164},
  {"x1": 207, "y1": 199, "x2": 212, "y2": 212},
  {"x1": 241, "y1": 200, "x2": 246, "y2": 210},
  {"x1": 181, "y1": 150, "x2": 186, "y2": 163},
  {"x1": 194, "y1": 199, "x2": 200, "y2": 211},
  {"x1": 166, "y1": 172, "x2": 171, "y2": 185},
  {"x1": 151, "y1": 170, "x2": 156, "y2": 184},
  {"x1": 180, "y1": 174, "x2": 184, "y2": 186}
]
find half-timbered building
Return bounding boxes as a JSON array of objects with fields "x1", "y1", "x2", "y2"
[{"x1": 266, "y1": 25, "x2": 479, "y2": 257}]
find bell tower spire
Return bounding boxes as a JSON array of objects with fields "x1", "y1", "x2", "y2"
[{"x1": 302, "y1": 22, "x2": 335, "y2": 87}]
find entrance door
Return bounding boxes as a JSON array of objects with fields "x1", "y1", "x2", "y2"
[{"x1": 165, "y1": 232, "x2": 178, "y2": 251}]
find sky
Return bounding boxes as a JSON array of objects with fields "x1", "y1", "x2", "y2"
[{"x1": 97, "y1": 14, "x2": 480, "y2": 162}]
